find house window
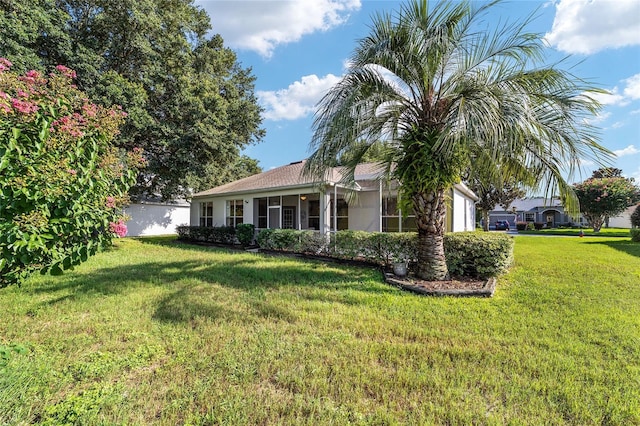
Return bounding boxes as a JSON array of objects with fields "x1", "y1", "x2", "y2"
[
  {"x1": 308, "y1": 200, "x2": 320, "y2": 230},
  {"x1": 226, "y1": 199, "x2": 244, "y2": 227},
  {"x1": 525, "y1": 212, "x2": 535, "y2": 222},
  {"x1": 382, "y1": 196, "x2": 400, "y2": 232},
  {"x1": 256, "y1": 198, "x2": 267, "y2": 228},
  {"x1": 331, "y1": 198, "x2": 348, "y2": 231},
  {"x1": 382, "y1": 196, "x2": 416, "y2": 232},
  {"x1": 200, "y1": 202, "x2": 213, "y2": 227}
]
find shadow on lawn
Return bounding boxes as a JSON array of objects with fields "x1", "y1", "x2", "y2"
[
  {"x1": 583, "y1": 239, "x2": 640, "y2": 258},
  {"x1": 32, "y1": 241, "x2": 394, "y2": 324}
]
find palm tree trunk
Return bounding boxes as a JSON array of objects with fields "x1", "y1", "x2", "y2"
[{"x1": 413, "y1": 188, "x2": 449, "y2": 281}]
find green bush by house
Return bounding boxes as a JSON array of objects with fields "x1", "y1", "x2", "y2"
[
  {"x1": 631, "y1": 229, "x2": 640, "y2": 242},
  {"x1": 444, "y1": 232, "x2": 515, "y2": 278},
  {"x1": 256, "y1": 229, "x2": 514, "y2": 278},
  {"x1": 177, "y1": 226, "x2": 515, "y2": 278},
  {"x1": 235, "y1": 224, "x2": 255, "y2": 247},
  {"x1": 176, "y1": 225, "x2": 236, "y2": 244}
]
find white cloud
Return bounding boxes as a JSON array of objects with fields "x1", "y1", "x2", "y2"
[
  {"x1": 631, "y1": 109, "x2": 640, "y2": 115},
  {"x1": 585, "y1": 111, "x2": 611, "y2": 125},
  {"x1": 545, "y1": 0, "x2": 640, "y2": 54},
  {"x1": 258, "y1": 73, "x2": 342, "y2": 120},
  {"x1": 579, "y1": 158, "x2": 595, "y2": 167},
  {"x1": 610, "y1": 121, "x2": 625, "y2": 129},
  {"x1": 590, "y1": 88, "x2": 627, "y2": 106},
  {"x1": 613, "y1": 144, "x2": 640, "y2": 157},
  {"x1": 632, "y1": 166, "x2": 640, "y2": 181},
  {"x1": 196, "y1": 0, "x2": 361, "y2": 58},
  {"x1": 623, "y1": 73, "x2": 640, "y2": 100},
  {"x1": 587, "y1": 74, "x2": 640, "y2": 109}
]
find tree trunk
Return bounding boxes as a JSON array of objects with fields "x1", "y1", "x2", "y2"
[
  {"x1": 585, "y1": 213, "x2": 604, "y2": 232},
  {"x1": 412, "y1": 188, "x2": 449, "y2": 281},
  {"x1": 483, "y1": 211, "x2": 489, "y2": 232}
]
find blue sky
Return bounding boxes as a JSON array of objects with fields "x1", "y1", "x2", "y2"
[{"x1": 194, "y1": 0, "x2": 640, "y2": 183}]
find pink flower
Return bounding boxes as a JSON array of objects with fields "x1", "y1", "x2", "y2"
[
  {"x1": 67, "y1": 169, "x2": 77, "y2": 176},
  {"x1": 20, "y1": 70, "x2": 43, "y2": 85},
  {"x1": 55, "y1": 64, "x2": 77, "y2": 79},
  {"x1": 106, "y1": 196, "x2": 116, "y2": 208},
  {"x1": 0, "y1": 58, "x2": 12, "y2": 72},
  {"x1": 11, "y1": 98, "x2": 39, "y2": 115},
  {"x1": 109, "y1": 219, "x2": 128, "y2": 238},
  {"x1": 81, "y1": 102, "x2": 98, "y2": 117},
  {"x1": 50, "y1": 115, "x2": 85, "y2": 138}
]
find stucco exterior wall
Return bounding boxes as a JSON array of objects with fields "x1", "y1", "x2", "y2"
[
  {"x1": 451, "y1": 188, "x2": 475, "y2": 232},
  {"x1": 191, "y1": 185, "x2": 478, "y2": 233},
  {"x1": 125, "y1": 203, "x2": 190, "y2": 236},
  {"x1": 608, "y1": 205, "x2": 635, "y2": 228}
]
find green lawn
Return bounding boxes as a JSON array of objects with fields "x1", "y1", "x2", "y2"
[
  {"x1": 518, "y1": 227, "x2": 632, "y2": 237},
  {"x1": 1, "y1": 236, "x2": 639, "y2": 425}
]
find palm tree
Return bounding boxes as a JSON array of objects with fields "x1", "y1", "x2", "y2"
[{"x1": 304, "y1": 0, "x2": 611, "y2": 281}]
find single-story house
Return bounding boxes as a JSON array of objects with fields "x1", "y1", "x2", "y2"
[
  {"x1": 488, "y1": 197, "x2": 636, "y2": 229},
  {"x1": 190, "y1": 160, "x2": 478, "y2": 234},
  {"x1": 124, "y1": 196, "x2": 190, "y2": 236},
  {"x1": 488, "y1": 198, "x2": 583, "y2": 228}
]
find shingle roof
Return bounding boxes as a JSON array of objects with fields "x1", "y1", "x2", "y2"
[
  {"x1": 192, "y1": 160, "x2": 477, "y2": 201},
  {"x1": 492, "y1": 197, "x2": 563, "y2": 212},
  {"x1": 192, "y1": 160, "x2": 388, "y2": 197}
]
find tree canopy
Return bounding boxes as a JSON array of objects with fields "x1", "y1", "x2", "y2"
[
  {"x1": 0, "y1": 0, "x2": 264, "y2": 199},
  {"x1": 304, "y1": 0, "x2": 610, "y2": 280},
  {"x1": 574, "y1": 175, "x2": 640, "y2": 231}
]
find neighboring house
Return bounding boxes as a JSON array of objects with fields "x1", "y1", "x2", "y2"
[
  {"x1": 125, "y1": 196, "x2": 190, "y2": 236},
  {"x1": 488, "y1": 198, "x2": 586, "y2": 228},
  {"x1": 190, "y1": 160, "x2": 478, "y2": 234},
  {"x1": 488, "y1": 197, "x2": 635, "y2": 229},
  {"x1": 608, "y1": 204, "x2": 637, "y2": 228}
]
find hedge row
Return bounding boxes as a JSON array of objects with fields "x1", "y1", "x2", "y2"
[
  {"x1": 176, "y1": 225, "x2": 237, "y2": 245},
  {"x1": 257, "y1": 229, "x2": 514, "y2": 278},
  {"x1": 176, "y1": 226, "x2": 515, "y2": 278},
  {"x1": 631, "y1": 229, "x2": 640, "y2": 242}
]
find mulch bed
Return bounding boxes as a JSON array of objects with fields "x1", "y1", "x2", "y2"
[{"x1": 384, "y1": 272, "x2": 496, "y2": 297}]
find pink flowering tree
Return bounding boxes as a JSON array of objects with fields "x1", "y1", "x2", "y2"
[
  {"x1": 574, "y1": 176, "x2": 640, "y2": 232},
  {"x1": 0, "y1": 60, "x2": 145, "y2": 287}
]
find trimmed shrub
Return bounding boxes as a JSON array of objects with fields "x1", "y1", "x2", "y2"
[
  {"x1": 533, "y1": 222, "x2": 545, "y2": 230},
  {"x1": 631, "y1": 229, "x2": 640, "y2": 242},
  {"x1": 255, "y1": 229, "x2": 514, "y2": 278},
  {"x1": 176, "y1": 226, "x2": 236, "y2": 244},
  {"x1": 444, "y1": 232, "x2": 514, "y2": 278},
  {"x1": 297, "y1": 231, "x2": 328, "y2": 254},
  {"x1": 516, "y1": 222, "x2": 527, "y2": 231},
  {"x1": 236, "y1": 223, "x2": 255, "y2": 247}
]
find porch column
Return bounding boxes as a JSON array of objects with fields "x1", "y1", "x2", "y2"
[
  {"x1": 379, "y1": 180, "x2": 383, "y2": 232},
  {"x1": 297, "y1": 194, "x2": 301, "y2": 230},
  {"x1": 320, "y1": 187, "x2": 331, "y2": 235},
  {"x1": 333, "y1": 184, "x2": 338, "y2": 232}
]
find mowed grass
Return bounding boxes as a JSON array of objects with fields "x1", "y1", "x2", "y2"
[
  {"x1": 518, "y1": 227, "x2": 632, "y2": 237},
  {"x1": 1, "y1": 236, "x2": 639, "y2": 425}
]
